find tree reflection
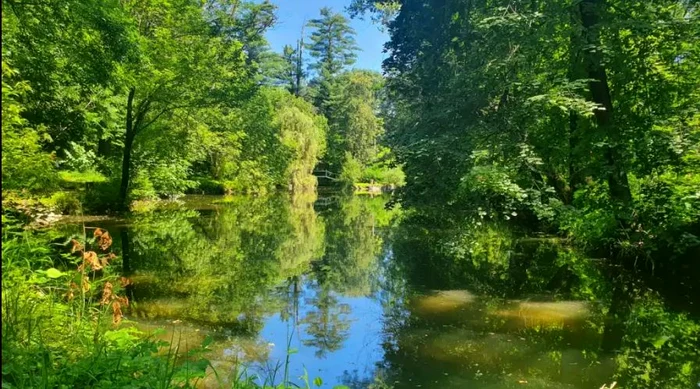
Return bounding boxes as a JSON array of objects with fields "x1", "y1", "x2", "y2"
[
  {"x1": 313, "y1": 195, "x2": 394, "y2": 297},
  {"x1": 301, "y1": 287, "x2": 352, "y2": 358},
  {"x1": 298, "y1": 194, "x2": 396, "y2": 358},
  {"x1": 120, "y1": 193, "x2": 325, "y2": 333},
  {"x1": 381, "y1": 210, "x2": 700, "y2": 388}
]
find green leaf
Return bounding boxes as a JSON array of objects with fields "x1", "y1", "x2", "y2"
[
  {"x1": 46, "y1": 268, "x2": 65, "y2": 279},
  {"x1": 314, "y1": 377, "x2": 323, "y2": 387},
  {"x1": 652, "y1": 335, "x2": 670, "y2": 349},
  {"x1": 332, "y1": 386, "x2": 350, "y2": 389},
  {"x1": 201, "y1": 335, "x2": 214, "y2": 349}
]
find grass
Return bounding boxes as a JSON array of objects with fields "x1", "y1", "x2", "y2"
[{"x1": 58, "y1": 170, "x2": 108, "y2": 184}]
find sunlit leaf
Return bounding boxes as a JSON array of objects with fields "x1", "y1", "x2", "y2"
[{"x1": 45, "y1": 268, "x2": 65, "y2": 279}]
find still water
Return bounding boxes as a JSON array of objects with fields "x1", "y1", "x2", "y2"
[{"x1": 56, "y1": 194, "x2": 699, "y2": 389}]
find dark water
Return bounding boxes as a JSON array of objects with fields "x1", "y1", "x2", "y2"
[{"x1": 54, "y1": 194, "x2": 700, "y2": 389}]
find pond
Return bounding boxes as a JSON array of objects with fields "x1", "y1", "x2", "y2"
[{"x1": 53, "y1": 193, "x2": 700, "y2": 389}]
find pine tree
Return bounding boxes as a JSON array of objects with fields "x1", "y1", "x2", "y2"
[{"x1": 305, "y1": 7, "x2": 359, "y2": 77}]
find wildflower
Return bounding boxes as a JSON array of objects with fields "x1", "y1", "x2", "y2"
[
  {"x1": 81, "y1": 276, "x2": 91, "y2": 293},
  {"x1": 66, "y1": 282, "x2": 78, "y2": 301},
  {"x1": 117, "y1": 295, "x2": 129, "y2": 307}
]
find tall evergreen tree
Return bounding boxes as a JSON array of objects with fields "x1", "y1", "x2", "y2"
[
  {"x1": 305, "y1": 7, "x2": 359, "y2": 113},
  {"x1": 282, "y1": 44, "x2": 298, "y2": 93},
  {"x1": 305, "y1": 7, "x2": 359, "y2": 77}
]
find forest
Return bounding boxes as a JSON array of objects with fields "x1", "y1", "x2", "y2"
[
  {"x1": 2, "y1": 0, "x2": 699, "y2": 388},
  {"x1": 2, "y1": 0, "x2": 401, "y2": 213}
]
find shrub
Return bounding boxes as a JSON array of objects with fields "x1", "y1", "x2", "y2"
[
  {"x1": 44, "y1": 191, "x2": 82, "y2": 215},
  {"x1": 362, "y1": 165, "x2": 406, "y2": 187},
  {"x1": 83, "y1": 179, "x2": 122, "y2": 214},
  {"x1": 192, "y1": 177, "x2": 225, "y2": 195},
  {"x1": 340, "y1": 153, "x2": 362, "y2": 187}
]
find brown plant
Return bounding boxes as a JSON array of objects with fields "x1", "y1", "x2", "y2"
[
  {"x1": 112, "y1": 300, "x2": 123, "y2": 325},
  {"x1": 119, "y1": 276, "x2": 133, "y2": 288},
  {"x1": 66, "y1": 282, "x2": 78, "y2": 301},
  {"x1": 100, "y1": 282, "x2": 113, "y2": 305},
  {"x1": 117, "y1": 295, "x2": 129, "y2": 307},
  {"x1": 70, "y1": 239, "x2": 84, "y2": 253},
  {"x1": 94, "y1": 228, "x2": 112, "y2": 251},
  {"x1": 78, "y1": 251, "x2": 102, "y2": 272}
]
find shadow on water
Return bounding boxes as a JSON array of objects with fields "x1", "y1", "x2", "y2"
[{"x1": 50, "y1": 194, "x2": 700, "y2": 388}]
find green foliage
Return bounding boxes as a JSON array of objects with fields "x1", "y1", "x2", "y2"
[
  {"x1": 327, "y1": 70, "x2": 385, "y2": 167},
  {"x1": 361, "y1": 165, "x2": 405, "y2": 187},
  {"x1": 43, "y1": 191, "x2": 82, "y2": 215},
  {"x1": 373, "y1": 0, "x2": 699, "y2": 259},
  {"x1": 275, "y1": 90, "x2": 328, "y2": 191},
  {"x1": 356, "y1": 147, "x2": 406, "y2": 186},
  {"x1": 2, "y1": 0, "x2": 342, "y2": 208},
  {"x1": 615, "y1": 292, "x2": 700, "y2": 388},
  {"x1": 1, "y1": 61, "x2": 57, "y2": 192},
  {"x1": 60, "y1": 142, "x2": 99, "y2": 172},
  {"x1": 59, "y1": 170, "x2": 109, "y2": 184},
  {"x1": 1, "y1": 0, "x2": 400, "y2": 208},
  {"x1": 340, "y1": 153, "x2": 363, "y2": 186},
  {"x1": 306, "y1": 8, "x2": 359, "y2": 77}
]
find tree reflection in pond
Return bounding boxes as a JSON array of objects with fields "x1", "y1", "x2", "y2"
[
  {"x1": 381, "y1": 211, "x2": 700, "y2": 389},
  {"x1": 301, "y1": 287, "x2": 352, "y2": 358},
  {"x1": 51, "y1": 194, "x2": 698, "y2": 388}
]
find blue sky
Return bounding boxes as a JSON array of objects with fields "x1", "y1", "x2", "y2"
[{"x1": 265, "y1": 0, "x2": 389, "y2": 72}]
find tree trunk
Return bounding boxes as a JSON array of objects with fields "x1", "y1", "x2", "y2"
[
  {"x1": 295, "y1": 26, "x2": 304, "y2": 97},
  {"x1": 567, "y1": 111, "x2": 578, "y2": 203},
  {"x1": 118, "y1": 87, "x2": 136, "y2": 211},
  {"x1": 579, "y1": 0, "x2": 632, "y2": 206}
]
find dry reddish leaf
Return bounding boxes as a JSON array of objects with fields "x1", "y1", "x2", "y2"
[
  {"x1": 117, "y1": 295, "x2": 129, "y2": 307},
  {"x1": 112, "y1": 300, "x2": 123, "y2": 325},
  {"x1": 100, "y1": 253, "x2": 118, "y2": 268},
  {"x1": 98, "y1": 231, "x2": 112, "y2": 251},
  {"x1": 70, "y1": 239, "x2": 84, "y2": 253},
  {"x1": 119, "y1": 277, "x2": 133, "y2": 287},
  {"x1": 100, "y1": 282, "x2": 113, "y2": 305},
  {"x1": 93, "y1": 228, "x2": 112, "y2": 251},
  {"x1": 81, "y1": 251, "x2": 102, "y2": 271}
]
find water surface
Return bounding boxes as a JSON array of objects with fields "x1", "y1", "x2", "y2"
[{"x1": 55, "y1": 194, "x2": 700, "y2": 389}]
